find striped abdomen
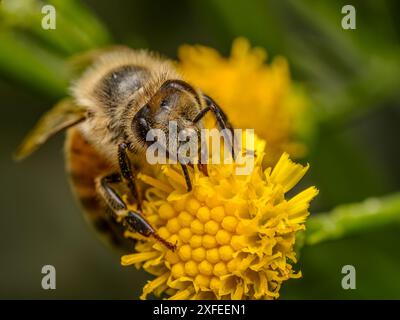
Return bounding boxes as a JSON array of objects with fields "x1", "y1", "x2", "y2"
[{"x1": 64, "y1": 127, "x2": 132, "y2": 250}]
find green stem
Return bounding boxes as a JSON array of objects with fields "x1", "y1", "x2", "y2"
[
  {"x1": 0, "y1": 30, "x2": 70, "y2": 98},
  {"x1": 48, "y1": 0, "x2": 111, "y2": 48},
  {"x1": 1, "y1": 0, "x2": 111, "y2": 55},
  {"x1": 304, "y1": 192, "x2": 400, "y2": 246},
  {"x1": 0, "y1": 0, "x2": 112, "y2": 98}
]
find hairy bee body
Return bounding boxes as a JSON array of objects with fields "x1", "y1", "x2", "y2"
[
  {"x1": 65, "y1": 127, "x2": 128, "y2": 248},
  {"x1": 17, "y1": 47, "x2": 232, "y2": 250},
  {"x1": 67, "y1": 49, "x2": 188, "y2": 248},
  {"x1": 71, "y1": 49, "x2": 183, "y2": 165}
]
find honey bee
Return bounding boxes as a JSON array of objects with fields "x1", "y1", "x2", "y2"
[{"x1": 15, "y1": 47, "x2": 233, "y2": 251}]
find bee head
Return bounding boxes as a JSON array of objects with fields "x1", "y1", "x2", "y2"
[{"x1": 132, "y1": 80, "x2": 205, "y2": 162}]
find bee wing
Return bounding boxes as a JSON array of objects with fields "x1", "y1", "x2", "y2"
[
  {"x1": 68, "y1": 45, "x2": 131, "y2": 75},
  {"x1": 14, "y1": 99, "x2": 86, "y2": 161}
]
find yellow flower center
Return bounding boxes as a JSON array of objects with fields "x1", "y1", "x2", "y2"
[
  {"x1": 121, "y1": 133, "x2": 318, "y2": 300},
  {"x1": 157, "y1": 197, "x2": 242, "y2": 286}
]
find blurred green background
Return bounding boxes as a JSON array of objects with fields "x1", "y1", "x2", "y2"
[{"x1": 1, "y1": 0, "x2": 400, "y2": 299}]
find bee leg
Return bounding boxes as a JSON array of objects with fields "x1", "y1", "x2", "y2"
[
  {"x1": 180, "y1": 163, "x2": 192, "y2": 192},
  {"x1": 98, "y1": 173, "x2": 176, "y2": 251},
  {"x1": 124, "y1": 211, "x2": 177, "y2": 251},
  {"x1": 197, "y1": 130, "x2": 209, "y2": 176},
  {"x1": 118, "y1": 143, "x2": 142, "y2": 211},
  {"x1": 194, "y1": 94, "x2": 236, "y2": 159}
]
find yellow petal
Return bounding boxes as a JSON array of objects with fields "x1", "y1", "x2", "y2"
[
  {"x1": 287, "y1": 186, "x2": 319, "y2": 217},
  {"x1": 121, "y1": 251, "x2": 159, "y2": 266},
  {"x1": 270, "y1": 153, "x2": 309, "y2": 192},
  {"x1": 138, "y1": 173, "x2": 173, "y2": 193},
  {"x1": 168, "y1": 288, "x2": 193, "y2": 300},
  {"x1": 140, "y1": 273, "x2": 169, "y2": 300}
]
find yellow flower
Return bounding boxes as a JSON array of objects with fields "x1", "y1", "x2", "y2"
[
  {"x1": 121, "y1": 133, "x2": 318, "y2": 300},
  {"x1": 178, "y1": 38, "x2": 310, "y2": 163}
]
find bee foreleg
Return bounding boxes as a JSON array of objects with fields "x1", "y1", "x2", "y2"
[
  {"x1": 118, "y1": 143, "x2": 142, "y2": 211},
  {"x1": 194, "y1": 94, "x2": 236, "y2": 159},
  {"x1": 97, "y1": 173, "x2": 176, "y2": 251},
  {"x1": 180, "y1": 163, "x2": 192, "y2": 192}
]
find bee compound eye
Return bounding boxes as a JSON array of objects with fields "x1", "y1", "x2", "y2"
[{"x1": 160, "y1": 99, "x2": 170, "y2": 110}]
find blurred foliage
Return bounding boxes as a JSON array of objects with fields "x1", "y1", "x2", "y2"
[{"x1": 1, "y1": 0, "x2": 400, "y2": 299}]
